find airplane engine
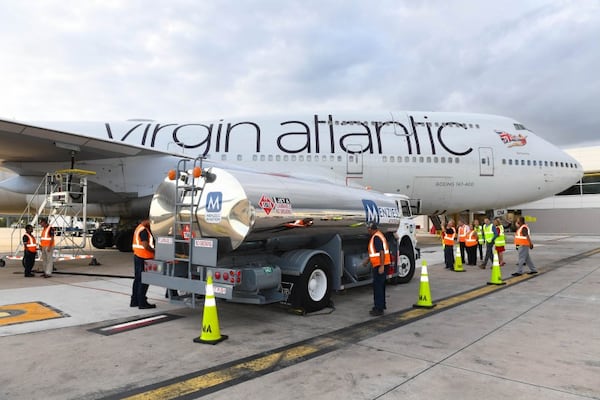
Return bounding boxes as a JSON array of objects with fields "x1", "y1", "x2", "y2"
[{"x1": 150, "y1": 166, "x2": 402, "y2": 252}]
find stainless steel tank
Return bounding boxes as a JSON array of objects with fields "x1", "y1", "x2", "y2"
[{"x1": 150, "y1": 166, "x2": 401, "y2": 251}]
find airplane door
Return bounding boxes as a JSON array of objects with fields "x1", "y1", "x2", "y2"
[
  {"x1": 479, "y1": 147, "x2": 494, "y2": 176},
  {"x1": 346, "y1": 144, "x2": 363, "y2": 175}
]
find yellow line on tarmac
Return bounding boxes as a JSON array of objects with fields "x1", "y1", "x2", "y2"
[
  {"x1": 123, "y1": 340, "x2": 336, "y2": 400},
  {"x1": 117, "y1": 273, "x2": 533, "y2": 400}
]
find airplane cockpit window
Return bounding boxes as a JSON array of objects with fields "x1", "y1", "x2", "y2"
[{"x1": 514, "y1": 123, "x2": 528, "y2": 130}]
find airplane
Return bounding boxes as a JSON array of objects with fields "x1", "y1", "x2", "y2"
[{"x1": 0, "y1": 111, "x2": 583, "y2": 250}]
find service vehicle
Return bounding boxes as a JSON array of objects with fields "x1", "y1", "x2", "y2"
[{"x1": 143, "y1": 158, "x2": 419, "y2": 312}]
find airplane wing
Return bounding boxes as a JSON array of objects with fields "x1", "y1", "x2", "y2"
[{"x1": 0, "y1": 118, "x2": 161, "y2": 165}]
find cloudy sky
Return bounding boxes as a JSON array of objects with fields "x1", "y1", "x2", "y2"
[{"x1": 0, "y1": 0, "x2": 598, "y2": 148}]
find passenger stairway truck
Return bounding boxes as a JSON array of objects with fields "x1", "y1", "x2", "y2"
[{"x1": 142, "y1": 157, "x2": 420, "y2": 313}]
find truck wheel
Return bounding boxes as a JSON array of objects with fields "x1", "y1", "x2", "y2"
[
  {"x1": 91, "y1": 230, "x2": 113, "y2": 249},
  {"x1": 115, "y1": 229, "x2": 134, "y2": 253},
  {"x1": 295, "y1": 255, "x2": 332, "y2": 312},
  {"x1": 392, "y1": 242, "x2": 415, "y2": 284}
]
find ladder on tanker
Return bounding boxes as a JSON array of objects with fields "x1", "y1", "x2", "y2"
[
  {"x1": 171, "y1": 157, "x2": 208, "y2": 307},
  {"x1": 5, "y1": 169, "x2": 96, "y2": 263}
]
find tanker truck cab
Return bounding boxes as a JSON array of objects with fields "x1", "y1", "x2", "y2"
[{"x1": 143, "y1": 158, "x2": 419, "y2": 313}]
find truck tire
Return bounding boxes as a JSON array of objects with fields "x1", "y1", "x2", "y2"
[
  {"x1": 293, "y1": 255, "x2": 332, "y2": 312},
  {"x1": 392, "y1": 242, "x2": 416, "y2": 284},
  {"x1": 91, "y1": 230, "x2": 113, "y2": 249},
  {"x1": 115, "y1": 229, "x2": 134, "y2": 253}
]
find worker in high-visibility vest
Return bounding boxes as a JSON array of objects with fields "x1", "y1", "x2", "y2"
[
  {"x1": 457, "y1": 219, "x2": 470, "y2": 266},
  {"x1": 131, "y1": 219, "x2": 156, "y2": 309},
  {"x1": 493, "y1": 218, "x2": 506, "y2": 266},
  {"x1": 443, "y1": 219, "x2": 456, "y2": 270},
  {"x1": 465, "y1": 224, "x2": 479, "y2": 266},
  {"x1": 513, "y1": 216, "x2": 537, "y2": 276},
  {"x1": 22, "y1": 224, "x2": 37, "y2": 277},
  {"x1": 362, "y1": 222, "x2": 391, "y2": 316},
  {"x1": 479, "y1": 217, "x2": 496, "y2": 269},
  {"x1": 473, "y1": 218, "x2": 484, "y2": 262},
  {"x1": 39, "y1": 218, "x2": 55, "y2": 278}
]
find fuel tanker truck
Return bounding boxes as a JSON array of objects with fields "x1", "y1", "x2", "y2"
[{"x1": 142, "y1": 158, "x2": 419, "y2": 313}]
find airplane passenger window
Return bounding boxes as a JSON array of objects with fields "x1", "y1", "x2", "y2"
[
  {"x1": 441, "y1": 157, "x2": 446, "y2": 163},
  {"x1": 397, "y1": 156, "x2": 402, "y2": 163},
  {"x1": 405, "y1": 156, "x2": 410, "y2": 163},
  {"x1": 306, "y1": 155, "x2": 311, "y2": 162},
  {"x1": 448, "y1": 157, "x2": 453, "y2": 164},
  {"x1": 390, "y1": 156, "x2": 395, "y2": 162},
  {"x1": 337, "y1": 156, "x2": 342, "y2": 162},
  {"x1": 475, "y1": 124, "x2": 480, "y2": 129},
  {"x1": 268, "y1": 155, "x2": 273, "y2": 161},
  {"x1": 253, "y1": 155, "x2": 258, "y2": 161},
  {"x1": 221, "y1": 154, "x2": 227, "y2": 161},
  {"x1": 544, "y1": 161, "x2": 548, "y2": 167},
  {"x1": 292, "y1": 155, "x2": 297, "y2": 161},
  {"x1": 433, "y1": 156, "x2": 438, "y2": 163},
  {"x1": 237, "y1": 154, "x2": 243, "y2": 161},
  {"x1": 260, "y1": 155, "x2": 265, "y2": 161},
  {"x1": 527, "y1": 160, "x2": 531, "y2": 166},
  {"x1": 284, "y1": 155, "x2": 289, "y2": 161},
  {"x1": 419, "y1": 156, "x2": 424, "y2": 163},
  {"x1": 502, "y1": 159, "x2": 506, "y2": 165},
  {"x1": 299, "y1": 155, "x2": 304, "y2": 161},
  {"x1": 560, "y1": 162, "x2": 564, "y2": 167},
  {"x1": 412, "y1": 156, "x2": 417, "y2": 163},
  {"x1": 508, "y1": 159, "x2": 513, "y2": 165},
  {"x1": 550, "y1": 161, "x2": 554, "y2": 166},
  {"x1": 382, "y1": 156, "x2": 387, "y2": 162},
  {"x1": 533, "y1": 160, "x2": 537, "y2": 166},
  {"x1": 469, "y1": 124, "x2": 473, "y2": 128},
  {"x1": 521, "y1": 160, "x2": 525, "y2": 166},
  {"x1": 276, "y1": 155, "x2": 281, "y2": 161},
  {"x1": 426, "y1": 156, "x2": 431, "y2": 163}
]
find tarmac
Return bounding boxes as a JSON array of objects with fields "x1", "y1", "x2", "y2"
[{"x1": 0, "y1": 228, "x2": 599, "y2": 400}]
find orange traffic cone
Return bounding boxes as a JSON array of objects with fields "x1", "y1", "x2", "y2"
[
  {"x1": 453, "y1": 246, "x2": 464, "y2": 272},
  {"x1": 487, "y1": 250, "x2": 506, "y2": 285},
  {"x1": 413, "y1": 260, "x2": 436, "y2": 308},
  {"x1": 193, "y1": 272, "x2": 228, "y2": 344}
]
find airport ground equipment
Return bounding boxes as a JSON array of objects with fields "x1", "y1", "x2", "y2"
[
  {"x1": 3, "y1": 169, "x2": 96, "y2": 264},
  {"x1": 143, "y1": 157, "x2": 419, "y2": 312}
]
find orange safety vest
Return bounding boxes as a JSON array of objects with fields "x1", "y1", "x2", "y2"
[
  {"x1": 458, "y1": 225, "x2": 469, "y2": 243},
  {"x1": 368, "y1": 231, "x2": 391, "y2": 267},
  {"x1": 443, "y1": 227, "x2": 456, "y2": 246},
  {"x1": 132, "y1": 224, "x2": 155, "y2": 259},
  {"x1": 24, "y1": 232, "x2": 37, "y2": 253},
  {"x1": 465, "y1": 230, "x2": 478, "y2": 247},
  {"x1": 514, "y1": 224, "x2": 531, "y2": 246},
  {"x1": 40, "y1": 226, "x2": 54, "y2": 247}
]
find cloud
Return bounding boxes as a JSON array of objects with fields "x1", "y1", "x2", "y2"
[{"x1": 0, "y1": 0, "x2": 598, "y2": 146}]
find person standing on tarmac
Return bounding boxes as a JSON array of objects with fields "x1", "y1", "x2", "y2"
[
  {"x1": 465, "y1": 224, "x2": 478, "y2": 266},
  {"x1": 22, "y1": 224, "x2": 37, "y2": 277},
  {"x1": 131, "y1": 219, "x2": 156, "y2": 309},
  {"x1": 457, "y1": 219, "x2": 469, "y2": 265},
  {"x1": 362, "y1": 222, "x2": 390, "y2": 316},
  {"x1": 513, "y1": 216, "x2": 537, "y2": 276},
  {"x1": 493, "y1": 218, "x2": 506, "y2": 266},
  {"x1": 39, "y1": 218, "x2": 55, "y2": 278},
  {"x1": 479, "y1": 217, "x2": 496, "y2": 269},
  {"x1": 443, "y1": 219, "x2": 456, "y2": 270},
  {"x1": 473, "y1": 218, "x2": 484, "y2": 262}
]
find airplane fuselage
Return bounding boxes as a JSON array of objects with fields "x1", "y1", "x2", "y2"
[{"x1": 0, "y1": 111, "x2": 583, "y2": 217}]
